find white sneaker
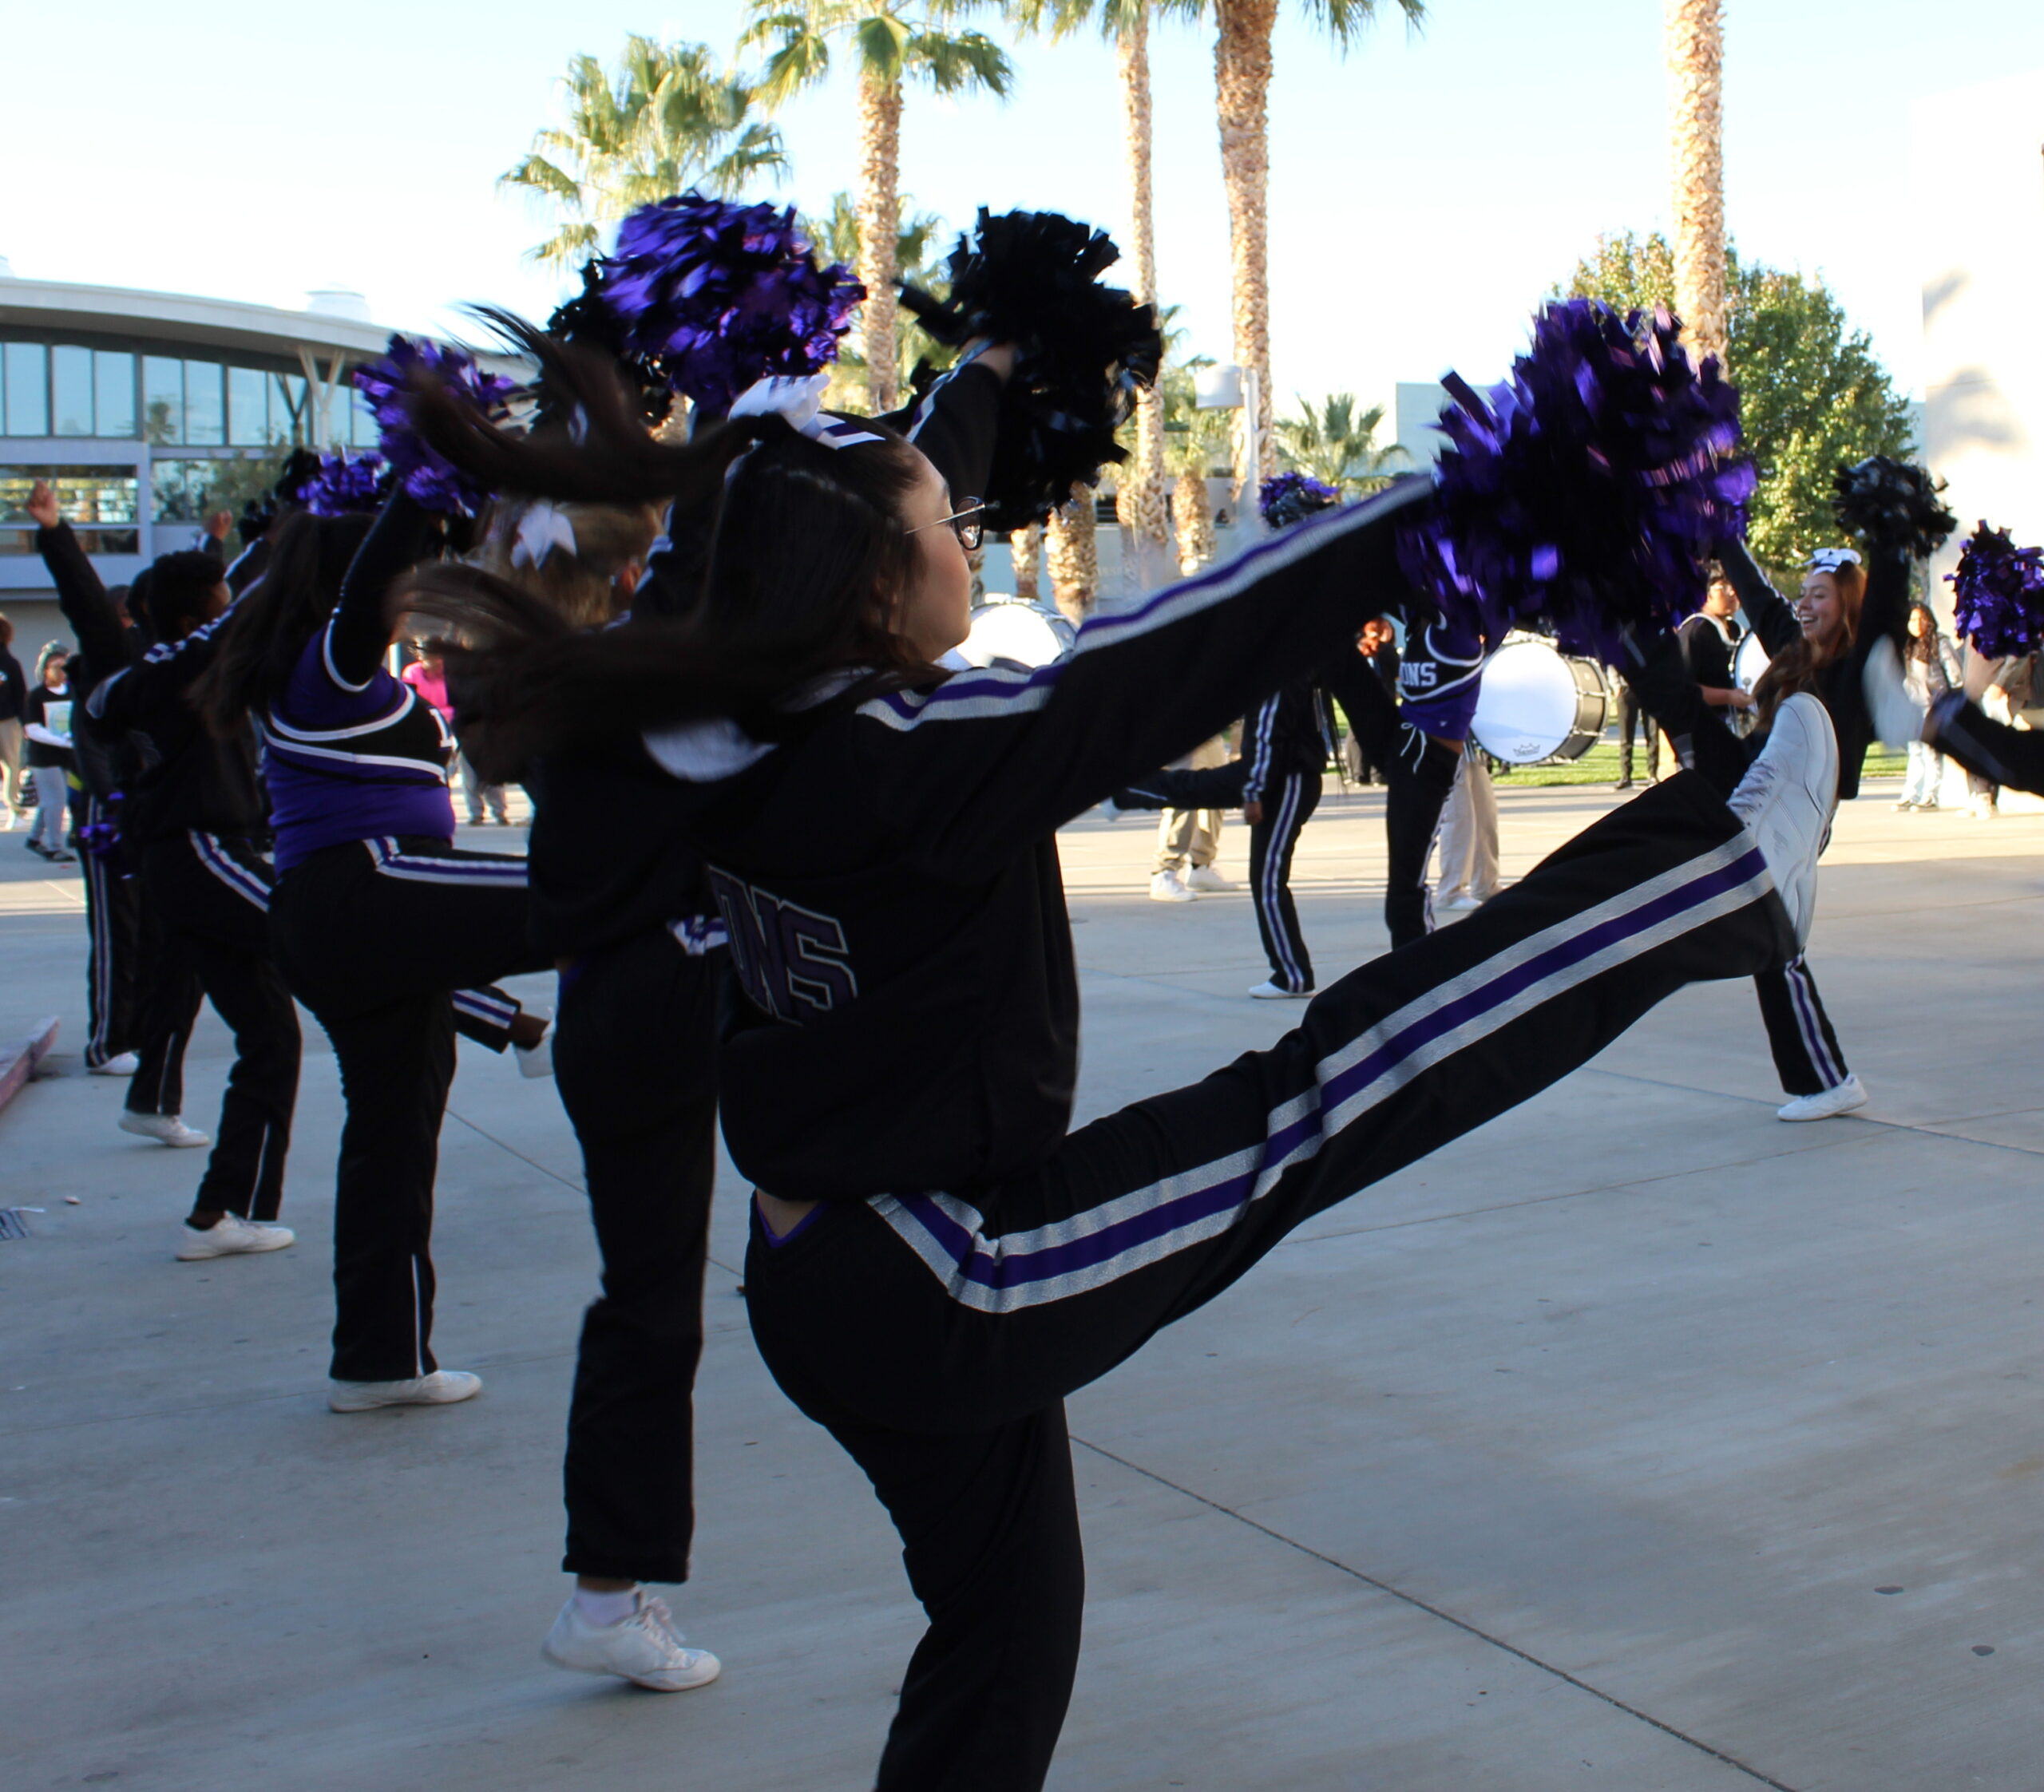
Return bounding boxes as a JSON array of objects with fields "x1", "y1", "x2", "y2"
[
  {"x1": 1149, "y1": 869, "x2": 1196, "y2": 903},
  {"x1": 1726, "y1": 693, "x2": 1837, "y2": 950},
  {"x1": 1184, "y1": 865, "x2": 1236, "y2": 893},
  {"x1": 1861, "y1": 638, "x2": 1926, "y2": 748},
  {"x1": 1777, "y1": 1074, "x2": 1869, "y2": 1122},
  {"x1": 89, "y1": 1051, "x2": 141, "y2": 1076},
  {"x1": 176, "y1": 1214, "x2": 295, "y2": 1260},
  {"x1": 544, "y1": 1588, "x2": 722, "y2": 1692},
  {"x1": 1247, "y1": 979, "x2": 1312, "y2": 999},
  {"x1": 1971, "y1": 795, "x2": 1998, "y2": 821},
  {"x1": 515, "y1": 1016, "x2": 556, "y2": 1079},
  {"x1": 1442, "y1": 892, "x2": 1485, "y2": 912},
  {"x1": 121, "y1": 1111, "x2": 212, "y2": 1148},
  {"x1": 328, "y1": 1370, "x2": 483, "y2": 1413}
]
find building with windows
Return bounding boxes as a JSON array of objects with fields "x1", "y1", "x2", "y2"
[{"x1": 0, "y1": 269, "x2": 484, "y2": 649}]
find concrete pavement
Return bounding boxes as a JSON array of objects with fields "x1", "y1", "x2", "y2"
[{"x1": 3, "y1": 779, "x2": 2042, "y2": 1790}]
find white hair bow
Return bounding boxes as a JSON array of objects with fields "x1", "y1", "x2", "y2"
[
  {"x1": 512, "y1": 500, "x2": 579, "y2": 569},
  {"x1": 726, "y1": 373, "x2": 883, "y2": 449}
]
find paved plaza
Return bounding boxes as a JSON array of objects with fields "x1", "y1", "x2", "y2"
[{"x1": 4, "y1": 777, "x2": 2043, "y2": 1791}]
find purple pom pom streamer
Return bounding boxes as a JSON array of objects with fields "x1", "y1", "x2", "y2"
[
  {"x1": 1397, "y1": 300, "x2": 1754, "y2": 661},
  {"x1": 303, "y1": 451, "x2": 390, "y2": 518},
  {"x1": 592, "y1": 193, "x2": 863, "y2": 417},
  {"x1": 1259, "y1": 472, "x2": 1341, "y2": 529},
  {"x1": 353, "y1": 335, "x2": 519, "y2": 518},
  {"x1": 1947, "y1": 520, "x2": 2044, "y2": 660}
]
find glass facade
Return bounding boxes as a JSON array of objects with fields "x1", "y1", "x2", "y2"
[
  {"x1": 0, "y1": 465, "x2": 141, "y2": 555},
  {"x1": 96, "y1": 350, "x2": 137, "y2": 437},
  {"x1": 143, "y1": 355, "x2": 184, "y2": 445},
  {"x1": 4, "y1": 342, "x2": 49, "y2": 435},
  {"x1": 52, "y1": 346, "x2": 94, "y2": 436}
]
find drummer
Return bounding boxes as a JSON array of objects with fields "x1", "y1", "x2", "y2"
[{"x1": 1677, "y1": 566, "x2": 1753, "y2": 721}]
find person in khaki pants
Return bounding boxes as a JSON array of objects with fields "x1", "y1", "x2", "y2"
[
  {"x1": 0, "y1": 614, "x2": 27, "y2": 829},
  {"x1": 1150, "y1": 733, "x2": 1235, "y2": 900},
  {"x1": 1436, "y1": 745, "x2": 1499, "y2": 912}
]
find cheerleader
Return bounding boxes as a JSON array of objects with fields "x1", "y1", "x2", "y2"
[
  {"x1": 1621, "y1": 532, "x2": 1907, "y2": 1121},
  {"x1": 193, "y1": 500, "x2": 555, "y2": 1411},
  {"x1": 399, "y1": 343, "x2": 1837, "y2": 1791}
]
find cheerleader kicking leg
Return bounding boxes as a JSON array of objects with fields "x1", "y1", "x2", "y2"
[{"x1": 747, "y1": 720, "x2": 1833, "y2": 1792}]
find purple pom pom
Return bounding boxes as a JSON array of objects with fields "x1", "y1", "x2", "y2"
[
  {"x1": 592, "y1": 192, "x2": 864, "y2": 417},
  {"x1": 1947, "y1": 520, "x2": 2044, "y2": 659},
  {"x1": 304, "y1": 451, "x2": 391, "y2": 517},
  {"x1": 353, "y1": 335, "x2": 519, "y2": 518},
  {"x1": 1259, "y1": 473, "x2": 1341, "y2": 529},
  {"x1": 1397, "y1": 300, "x2": 1754, "y2": 660}
]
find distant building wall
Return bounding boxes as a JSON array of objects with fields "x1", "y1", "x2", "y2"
[{"x1": 1915, "y1": 71, "x2": 2044, "y2": 606}]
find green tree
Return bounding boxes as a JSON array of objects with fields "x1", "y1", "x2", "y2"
[
  {"x1": 743, "y1": 2, "x2": 1013, "y2": 411},
  {"x1": 501, "y1": 37, "x2": 786, "y2": 267},
  {"x1": 1557, "y1": 230, "x2": 1914, "y2": 569},
  {"x1": 1274, "y1": 392, "x2": 1407, "y2": 493}
]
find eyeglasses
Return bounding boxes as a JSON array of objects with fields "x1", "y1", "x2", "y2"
[{"x1": 909, "y1": 499, "x2": 986, "y2": 553}]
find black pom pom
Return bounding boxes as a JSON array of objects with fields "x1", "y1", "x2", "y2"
[
  {"x1": 1832, "y1": 456, "x2": 1955, "y2": 558},
  {"x1": 901, "y1": 208, "x2": 1163, "y2": 532},
  {"x1": 543, "y1": 261, "x2": 676, "y2": 430}
]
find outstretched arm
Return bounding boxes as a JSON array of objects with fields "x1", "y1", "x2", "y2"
[
  {"x1": 327, "y1": 493, "x2": 434, "y2": 688},
  {"x1": 1924, "y1": 692, "x2": 2044, "y2": 797},
  {"x1": 28, "y1": 481, "x2": 129, "y2": 674}
]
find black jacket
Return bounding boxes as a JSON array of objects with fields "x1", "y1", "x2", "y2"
[
  {"x1": 34, "y1": 524, "x2": 147, "y2": 804},
  {"x1": 1240, "y1": 678, "x2": 1333, "y2": 801}
]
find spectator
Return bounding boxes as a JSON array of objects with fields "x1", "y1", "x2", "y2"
[
  {"x1": 1898, "y1": 603, "x2": 1960, "y2": 811},
  {"x1": 22, "y1": 643, "x2": 77, "y2": 863},
  {"x1": 1676, "y1": 566, "x2": 1754, "y2": 718},
  {"x1": 1149, "y1": 734, "x2": 1234, "y2": 901},
  {"x1": 405, "y1": 647, "x2": 510, "y2": 826},
  {"x1": 0, "y1": 613, "x2": 26, "y2": 829},
  {"x1": 1346, "y1": 617, "x2": 1400, "y2": 784},
  {"x1": 1436, "y1": 746, "x2": 1499, "y2": 912}
]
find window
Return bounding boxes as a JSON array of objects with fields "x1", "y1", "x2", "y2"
[
  {"x1": 3, "y1": 342, "x2": 48, "y2": 436},
  {"x1": 144, "y1": 356, "x2": 184, "y2": 444},
  {"x1": 183, "y1": 359, "x2": 224, "y2": 445},
  {"x1": 228, "y1": 366, "x2": 270, "y2": 445},
  {"x1": 272, "y1": 371, "x2": 308, "y2": 444},
  {"x1": 0, "y1": 465, "x2": 141, "y2": 555},
  {"x1": 95, "y1": 351, "x2": 136, "y2": 437},
  {"x1": 52, "y1": 346, "x2": 95, "y2": 436}
]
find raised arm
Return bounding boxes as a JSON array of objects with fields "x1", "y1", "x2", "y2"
[
  {"x1": 28, "y1": 481, "x2": 129, "y2": 673},
  {"x1": 1716, "y1": 538, "x2": 1799, "y2": 655},
  {"x1": 328, "y1": 493, "x2": 434, "y2": 688},
  {"x1": 889, "y1": 345, "x2": 1012, "y2": 508}
]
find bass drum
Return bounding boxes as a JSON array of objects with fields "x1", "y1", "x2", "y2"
[
  {"x1": 957, "y1": 599, "x2": 1076, "y2": 670},
  {"x1": 1469, "y1": 639, "x2": 1610, "y2": 765},
  {"x1": 1733, "y1": 631, "x2": 1770, "y2": 690}
]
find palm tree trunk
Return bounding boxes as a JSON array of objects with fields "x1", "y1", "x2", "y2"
[
  {"x1": 1010, "y1": 523, "x2": 1043, "y2": 603},
  {"x1": 1045, "y1": 487, "x2": 1099, "y2": 623},
  {"x1": 855, "y1": 65, "x2": 905, "y2": 412},
  {"x1": 1666, "y1": 0, "x2": 1727, "y2": 365},
  {"x1": 1115, "y1": 8, "x2": 1171, "y2": 564},
  {"x1": 1214, "y1": 0, "x2": 1278, "y2": 485},
  {"x1": 1172, "y1": 469, "x2": 1215, "y2": 575}
]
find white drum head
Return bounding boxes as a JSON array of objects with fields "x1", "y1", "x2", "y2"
[
  {"x1": 958, "y1": 601, "x2": 1075, "y2": 670},
  {"x1": 1470, "y1": 639, "x2": 1580, "y2": 764},
  {"x1": 1733, "y1": 632, "x2": 1770, "y2": 691}
]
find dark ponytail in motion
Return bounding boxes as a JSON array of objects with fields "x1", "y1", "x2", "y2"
[{"x1": 394, "y1": 317, "x2": 937, "y2": 773}]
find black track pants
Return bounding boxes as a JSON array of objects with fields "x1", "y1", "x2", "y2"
[
  {"x1": 555, "y1": 931, "x2": 722, "y2": 1584},
  {"x1": 136, "y1": 833, "x2": 301, "y2": 1222},
  {"x1": 1115, "y1": 760, "x2": 1321, "y2": 990},
  {"x1": 271, "y1": 837, "x2": 545, "y2": 1383},
  {"x1": 1755, "y1": 953, "x2": 1850, "y2": 1096},
  {"x1": 1329, "y1": 667, "x2": 1463, "y2": 947},
  {"x1": 125, "y1": 890, "x2": 203, "y2": 1118},
  {"x1": 745, "y1": 773, "x2": 1794, "y2": 1792},
  {"x1": 80, "y1": 801, "x2": 142, "y2": 1068}
]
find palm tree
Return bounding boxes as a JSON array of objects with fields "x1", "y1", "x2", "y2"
[
  {"x1": 743, "y1": 2, "x2": 1013, "y2": 410},
  {"x1": 1157, "y1": 354, "x2": 1231, "y2": 573},
  {"x1": 501, "y1": 37, "x2": 786, "y2": 267},
  {"x1": 1044, "y1": 487, "x2": 1102, "y2": 621},
  {"x1": 1016, "y1": 0, "x2": 1171, "y2": 576},
  {"x1": 1189, "y1": 0, "x2": 1424, "y2": 480},
  {"x1": 1665, "y1": 0, "x2": 1727, "y2": 363},
  {"x1": 1274, "y1": 393, "x2": 1407, "y2": 493},
  {"x1": 804, "y1": 189, "x2": 953, "y2": 406}
]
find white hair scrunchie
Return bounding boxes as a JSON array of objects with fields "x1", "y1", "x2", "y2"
[{"x1": 512, "y1": 500, "x2": 579, "y2": 569}]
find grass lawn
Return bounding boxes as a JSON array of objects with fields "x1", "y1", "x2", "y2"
[{"x1": 1485, "y1": 740, "x2": 1907, "y2": 789}]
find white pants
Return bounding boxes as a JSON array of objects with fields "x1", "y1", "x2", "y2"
[
  {"x1": 1435, "y1": 751, "x2": 1499, "y2": 903},
  {"x1": 1902, "y1": 739, "x2": 1943, "y2": 806}
]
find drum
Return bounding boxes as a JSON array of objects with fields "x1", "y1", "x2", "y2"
[
  {"x1": 957, "y1": 599, "x2": 1076, "y2": 670},
  {"x1": 1733, "y1": 631, "x2": 1770, "y2": 691},
  {"x1": 1469, "y1": 639, "x2": 1610, "y2": 764}
]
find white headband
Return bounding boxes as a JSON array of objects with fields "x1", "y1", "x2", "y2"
[
  {"x1": 726, "y1": 373, "x2": 884, "y2": 450},
  {"x1": 511, "y1": 500, "x2": 578, "y2": 569},
  {"x1": 1808, "y1": 547, "x2": 1862, "y2": 572}
]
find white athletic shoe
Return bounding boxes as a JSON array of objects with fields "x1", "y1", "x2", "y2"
[
  {"x1": 1441, "y1": 892, "x2": 1485, "y2": 912},
  {"x1": 1149, "y1": 869, "x2": 1195, "y2": 903},
  {"x1": 1183, "y1": 865, "x2": 1237, "y2": 893},
  {"x1": 176, "y1": 1214, "x2": 295, "y2": 1260},
  {"x1": 1247, "y1": 979, "x2": 1312, "y2": 999},
  {"x1": 89, "y1": 1051, "x2": 141, "y2": 1076},
  {"x1": 515, "y1": 1016, "x2": 556, "y2": 1079},
  {"x1": 1726, "y1": 693, "x2": 1837, "y2": 951},
  {"x1": 1777, "y1": 1074, "x2": 1869, "y2": 1123},
  {"x1": 121, "y1": 1111, "x2": 212, "y2": 1148},
  {"x1": 543, "y1": 1589, "x2": 722, "y2": 1692},
  {"x1": 1861, "y1": 638, "x2": 1927, "y2": 748},
  {"x1": 328, "y1": 1370, "x2": 483, "y2": 1413}
]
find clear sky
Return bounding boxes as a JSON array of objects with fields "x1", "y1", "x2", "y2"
[{"x1": 6, "y1": 2, "x2": 2042, "y2": 412}]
